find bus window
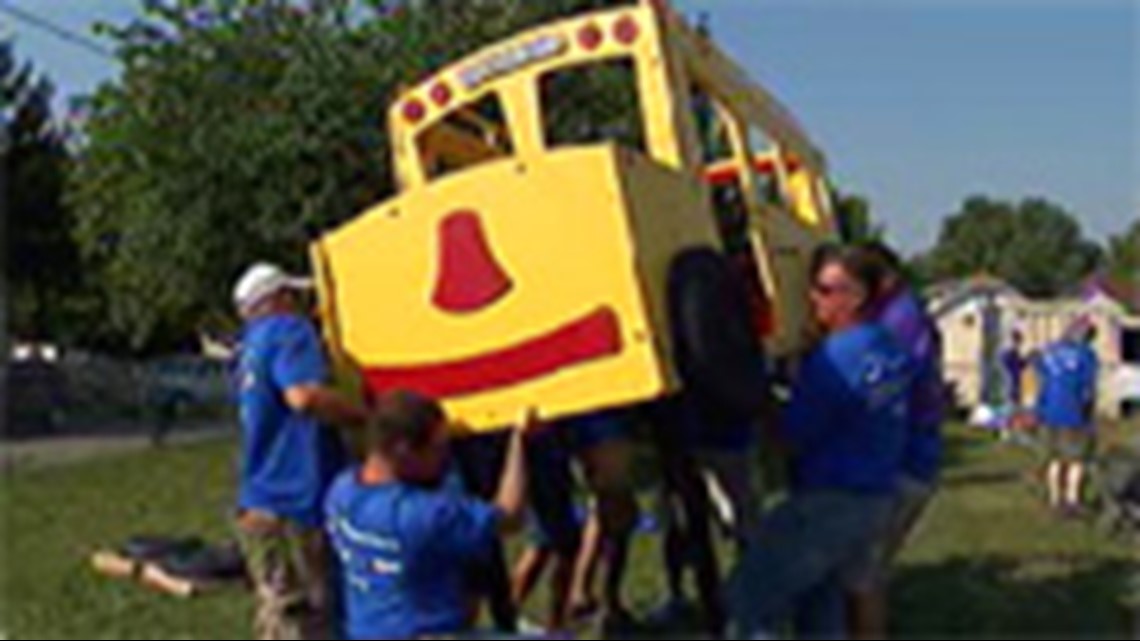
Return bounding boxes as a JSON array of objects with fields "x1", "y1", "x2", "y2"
[
  {"x1": 540, "y1": 59, "x2": 646, "y2": 153},
  {"x1": 687, "y1": 84, "x2": 748, "y2": 252},
  {"x1": 689, "y1": 84, "x2": 733, "y2": 164},
  {"x1": 418, "y1": 93, "x2": 514, "y2": 180},
  {"x1": 747, "y1": 125, "x2": 787, "y2": 210}
]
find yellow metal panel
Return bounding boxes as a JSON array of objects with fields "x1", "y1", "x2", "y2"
[
  {"x1": 315, "y1": 148, "x2": 672, "y2": 431},
  {"x1": 750, "y1": 206, "x2": 825, "y2": 357},
  {"x1": 614, "y1": 147, "x2": 722, "y2": 371}
]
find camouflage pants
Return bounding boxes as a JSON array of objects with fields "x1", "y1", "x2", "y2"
[{"x1": 237, "y1": 513, "x2": 332, "y2": 641}]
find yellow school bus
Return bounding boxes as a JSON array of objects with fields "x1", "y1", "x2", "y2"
[{"x1": 311, "y1": 0, "x2": 838, "y2": 431}]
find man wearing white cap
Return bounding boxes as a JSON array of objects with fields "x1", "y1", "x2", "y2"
[{"x1": 231, "y1": 262, "x2": 367, "y2": 640}]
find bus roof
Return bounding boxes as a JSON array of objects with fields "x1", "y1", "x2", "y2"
[{"x1": 389, "y1": 0, "x2": 826, "y2": 179}]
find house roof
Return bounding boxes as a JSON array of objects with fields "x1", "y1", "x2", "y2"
[
  {"x1": 926, "y1": 273, "x2": 1140, "y2": 322},
  {"x1": 1079, "y1": 274, "x2": 1140, "y2": 316},
  {"x1": 925, "y1": 274, "x2": 1023, "y2": 318}
]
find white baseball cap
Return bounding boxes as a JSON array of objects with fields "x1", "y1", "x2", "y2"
[{"x1": 232, "y1": 262, "x2": 313, "y2": 313}]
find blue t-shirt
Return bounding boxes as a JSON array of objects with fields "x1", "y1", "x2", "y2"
[
  {"x1": 875, "y1": 288, "x2": 944, "y2": 483},
  {"x1": 781, "y1": 323, "x2": 912, "y2": 494},
  {"x1": 1034, "y1": 339, "x2": 1098, "y2": 430},
  {"x1": 325, "y1": 470, "x2": 501, "y2": 640},
  {"x1": 237, "y1": 313, "x2": 345, "y2": 527}
]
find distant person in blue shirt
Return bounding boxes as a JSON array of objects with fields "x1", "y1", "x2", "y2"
[
  {"x1": 846, "y1": 241, "x2": 945, "y2": 640},
  {"x1": 325, "y1": 390, "x2": 543, "y2": 640},
  {"x1": 996, "y1": 328, "x2": 1034, "y2": 443},
  {"x1": 231, "y1": 262, "x2": 368, "y2": 640},
  {"x1": 1034, "y1": 317, "x2": 1100, "y2": 515},
  {"x1": 727, "y1": 244, "x2": 912, "y2": 640}
]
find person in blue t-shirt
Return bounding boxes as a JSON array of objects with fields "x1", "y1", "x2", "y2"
[
  {"x1": 1001, "y1": 329, "x2": 1029, "y2": 411},
  {"x1": 231, "y1": 262, "x2": 369, "y2": 640},
  {"x1": 325, "y1": 390, "x2": 544, "y2": 640},
  {"x1": 727, "y1": 244, "x2": 912, "y2": 639},
  {"x1": 843, "y1": 241, "x2": 946, "y2": 639},
  {"x1": 1034, "y1": 317, "x2": 1100, "y2": 515}
]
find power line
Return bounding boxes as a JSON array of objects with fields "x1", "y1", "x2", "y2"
[{"x1": 0, "y1": 0, "x2": 116, "y2": 60}]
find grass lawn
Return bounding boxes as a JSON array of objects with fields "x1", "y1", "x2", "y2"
[{"x1": 2, "y1": 422, "x2": 1136, "y2": 639}]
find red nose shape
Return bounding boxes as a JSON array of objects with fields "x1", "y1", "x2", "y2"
[{"x1": 433, "y1": 211, "x2": 513, "y2": 313}]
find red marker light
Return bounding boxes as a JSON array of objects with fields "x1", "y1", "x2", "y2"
[
  {"x1": 614, "y1": 16, "x2": 640, "y2": 45},
  {"x1": 403, "y1": 98, "x2": 426, "y2": 124},
  {"x1": 578, "y1": 23, "x2": 603, "y2": 51},
  {"x1": 430, "y1": 82, "x2": 452, "y2": 107}
]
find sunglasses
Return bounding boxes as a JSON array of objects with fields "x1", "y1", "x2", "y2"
[{"x1": 811, "y1": 280, "x2": 855, "y2": 297}]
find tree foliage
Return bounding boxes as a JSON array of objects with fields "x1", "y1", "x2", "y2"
[
  {"x1": 70, "y1": 0, "x2": 629, "y2": 352},
  {"x1": 1106, "y1": 219, "x2": 1140, "y2": 285},
  {"x1": 916, "y1": 195, "x2": 1103, "y2": 298},
  {"x1": 4, "y1": 41, "x2": 87, "y2": 342},
  {"x1": 832, "y1": 190, "x2": 884, "y2": 243},
  {"x1": 1102, "y1": 218, "x2": 1140, "y2": 311}
]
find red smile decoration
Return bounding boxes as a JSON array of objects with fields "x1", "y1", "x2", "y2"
[{"x1": 362, "y1": 306, "x2": 623, "y2": 398}]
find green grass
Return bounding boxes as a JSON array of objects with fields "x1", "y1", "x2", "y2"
[
  {"x1": 887, "y1": 428, "x2": 1136, "y2": 639},
  {"x1": 1, "y1": 438, "x2": 248, "y2": 639},
  {"x1": 2, "y1": 424, "x2": 1136, "y2": 639}
]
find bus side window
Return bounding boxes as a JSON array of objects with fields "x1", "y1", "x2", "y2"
[
  {"x1": 689, "y1": 84, "x2": 748, "y2": 252},
  {"x1": 689, "y1": 84, "x2": 733, "y2": 164},
  {"x1": 747, "y1": 125, "x2": 787, "y2": 210},
  {"x1": 688, "y1": 84, "x2": 774, "y2": 339}
]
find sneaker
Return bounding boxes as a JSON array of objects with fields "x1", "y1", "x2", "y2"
[{"x1": 517, "y1": 617, "x2": 548, "y2": 635}]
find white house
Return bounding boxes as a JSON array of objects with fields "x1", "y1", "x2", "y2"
[{"x1": 928, "y1": 276, "x2": 1140, "y2": 419}]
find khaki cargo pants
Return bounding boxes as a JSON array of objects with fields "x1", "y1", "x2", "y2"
[{"x1": 237, "y1": 511, "x2": 332, "y2": 640}]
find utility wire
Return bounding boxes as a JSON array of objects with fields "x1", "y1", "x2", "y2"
[{"x1": 0, "y1": 0, "x2": 115, "y2": 60}]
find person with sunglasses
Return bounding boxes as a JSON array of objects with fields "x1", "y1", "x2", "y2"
[
  {"x1": 843, "y1": 241, "x2": 945, "y2": 640},
  {"x1": 726, "y1": 244, "x2": 913, "y2": 639}
]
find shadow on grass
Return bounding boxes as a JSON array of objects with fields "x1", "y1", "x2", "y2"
[
  {"x1": 941, "y1": 428, "x2": 1000, "y2": 468},
  {"x1": 607, "y1": 556, "x2": 1136, "y2": 640},
  {"x1": 942, "y1": 468, "x2": 1030, "y2": 488},
  {"x1": 892, "y1": 555, "x2": 1136, "y2": 640}
]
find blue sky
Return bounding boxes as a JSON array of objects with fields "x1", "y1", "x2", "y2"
[{"x1": 3, "y1": 0, "x2": 1136, "y2": 253}]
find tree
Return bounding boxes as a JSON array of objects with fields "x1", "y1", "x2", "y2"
[
  {"x1": 832, "y1": 190, "x2": 884, "y2": 243},
  {"x1": 70, "y1": 0, "x2": 630, "y2": 352},
  {"x1": 4, "y1": 41, "x2": 85, "y2": 342},
  {"x1": 1106, "y1": 219, "x2": 1140, "y2": 285},
  {"x1": 1103, "y1": 218, "x2": 1140, "y2": 311},
  {"x1": 917, "y1": 195, "x2": 1103, "y2": 298}
]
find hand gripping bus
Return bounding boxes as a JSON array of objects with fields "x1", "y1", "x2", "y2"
[{"x1": 311, "y1": 0, "x2": 838, "y2": 432}]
